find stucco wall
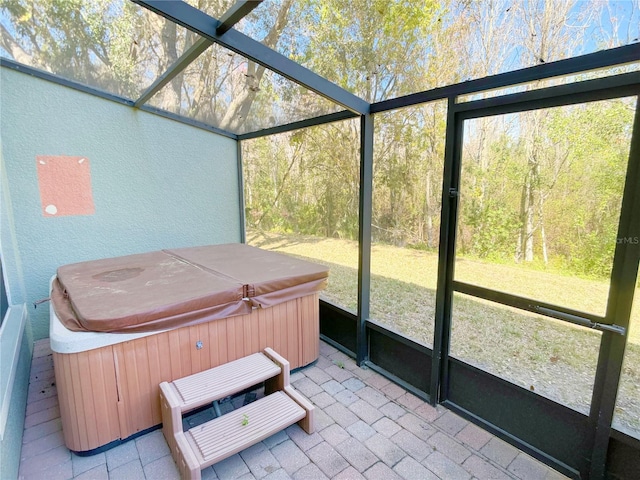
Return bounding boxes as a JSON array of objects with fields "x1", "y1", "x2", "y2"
[{"x1": 1, "y1": 66, "x2": 241, "y2": 340}]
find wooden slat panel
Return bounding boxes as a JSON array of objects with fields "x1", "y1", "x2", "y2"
[
  {"x1": 145, "y1": 336, "x2": 163, "y2": 425},
  {"x1": 215, "y1": 316, "x2": 228, "y2": 367},
  {"x1": 86, "y1": 348, "x2": 118, "y2": 447},
  {"x1": 135, "y1": 340, "x2": 153, "y2": 432},
  {"x1": 286, "y1": 300, "x2": 299, "y2": 367},
  {"x1": 179, "y1": 328, "x2": 192, "y2": 378},
  {"x1": 68, "y1": 353, "x2": 90, "y2": 449},
  {"x1": 197, "y1": 323, "x2": 212, "y2": 371},
  {"x1": 273, "y1": 303, "x2": 285, "y2": 357},
  {"x1": 54, "y1": 353, "x2": 79, "y2": 450},
  {"x1": 300, "y1": 294, "x2": 319, "y2": 366},
  {"x1": 100, "y1": 347, "x2": 121, "y2": 443},
  {"x1": 234, "y1": 315, "x2": 245, "y2": 360}
]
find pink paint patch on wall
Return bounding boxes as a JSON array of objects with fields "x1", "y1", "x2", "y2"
[{"x1": 36, "y1": 155, "x2": 95, "y2": 216}]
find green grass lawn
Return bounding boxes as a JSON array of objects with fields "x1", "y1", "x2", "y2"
[{"x1": 248, "y1": 230, "x2": 640, "y2": 435}]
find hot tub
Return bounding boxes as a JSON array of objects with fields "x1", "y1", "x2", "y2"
[{"x1": 50, "y1": 244, "x2": 328, "y2": 454}]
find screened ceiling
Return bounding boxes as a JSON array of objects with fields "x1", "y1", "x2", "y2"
[{"x1": 1, "y1": 0, "x2": 639, "y2": 136}]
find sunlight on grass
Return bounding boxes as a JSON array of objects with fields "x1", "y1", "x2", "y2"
[{"x1": 248, "y1": 230, "x2": 640, "y2": 434}]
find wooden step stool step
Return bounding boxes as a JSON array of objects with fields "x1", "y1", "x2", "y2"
[{"x1": 175, "y1": 389, "x2": 313, "y2": 480}]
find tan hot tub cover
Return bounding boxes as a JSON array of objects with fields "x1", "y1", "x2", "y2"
[{"x1": 51, "y1": 244, "x2": 329, "y2": 333}]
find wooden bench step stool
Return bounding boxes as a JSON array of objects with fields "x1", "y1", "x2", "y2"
[{"x1": 159, "y1": 348, "x2": 314, "y2": 480}]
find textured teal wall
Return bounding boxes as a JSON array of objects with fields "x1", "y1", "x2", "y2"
[{"x1": 1, "y1": 66, "x2": 241, "y2": 340}]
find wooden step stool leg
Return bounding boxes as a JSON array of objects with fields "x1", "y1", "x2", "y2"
[
  {"x1": 263, "y1": 347, "x2": 290, "y2": 394},
  {"x1": 159, "y1": 382, "x2": 184, "y2": 462}
]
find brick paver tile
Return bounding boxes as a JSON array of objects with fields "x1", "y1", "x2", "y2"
[
  {"x1": 143, "y1": 454, "x2": 180, "y2": 480},
  {"x1": 105, "y1": 440, "x2": 140, "y2": 471},
  {"x1": 334, "y1": 389, "x2": 360, "y2": 406},
  {"x1": 320, "y1": 342, "x2": 339, "y2": 357},
  {"x1": 286, "y1": 425, "x2": 323, "y2": 452},
  {"x1": 480, "y1": 437, "x2": 520, "y2": 468},
  {"x1": 463, "y1": 455, "x2": 512, "y2": 480},
  {"x1": 23, "y1": 405, "x2": 60, "y2": 429},
  {"x1": 72, "y1": 451, "x2": 106, "y2": 477},
  {"x1": 379, "y1": 402, "x2": 406, "y2": 421},
  {"x1": 30, "y1": 365, "x2": 55, "y2": 384},
  {"x1": 18, "y1": 445, "x2": 71, "y2": 478},
  {"x1": 304, "y1": 366, "x2": 333, "y2": 385},
  {"x1": 335, "y1": 437, "x2": 378, "y2": 473},
  {"x1": 365, "y1": 372, "x2": 391, "y2": 390},
  {"x1": 372, "y1": 417, "x2": 402, "y2": 438},
  {"x1": 200, "y1": 465, "x2": 219, "y2": 480},
  {"x1": 212, "y1": 453, "x2": 250, "y2": 479},
  {"x1": 321, "y1": 379, "x2": 345, "y2": 396},
  {"x1": 508, "y1": 453, "x2": 554, "y2": 480},
  {"x1": 325, "y1": 402, "x2": 360, "y2": 428},
  {"x1": 271, "y1": 439, "x2": 310, "y2": 474},
  {"x1": 316, "y1": 355, "x2": 334, "y2": 370},
  {"x1": 433, "y1": 410, "x2": 469, "y2": 436},
  {"x1": 356, "y1": 387, "x2": 388, "y2": 408},
  {"x1": 20, "y1": 429, "x2": 65, "y2": 460},
  {"x1": 396, "y1": 413, "x2": 436, "y2": 441},
  {"x1": 364, "y1": 434, "x2": 406, "y2": 467},
  {"x1": 363, "y1": 461, "x2": 403, "y2": 480},
  {"x1": 73, "y1": 463, "x2": 108, "y2": 480},
  {"x1": 393, "y1": 456, "x2": 439, "y2": 480},
  {"x1": 456, "y1": 422, "x2": 493, "y2": 450},
  {"x1": 33, "y1": 339, "x2": 53, "y2": 358},
  {"x1": 263, "y1": 430, "x2": 289, "y2": 449},
  {"x1": 290, "y1": 371, "x2": 305, "y2": 383},
  {"x1": 321, "y1": 424, "x2": 351, "y2": 447},
  {"x1": 414, "y1": 402, "x2": 443, "y2": 422},
  {"x1": 109, "y1": 459, "x2": 145, "y2": 480},
  {"x1": 346, "y1": 420, "x2": 377, "y2": 443},
  {"x1": 263, "y1": 468, "x2": 291, "y2": 480},
  {"x1": 28, "y1": 377, "x2": 57, "y2": 396},
  {"x1": 325, "y1": 364, "x2": 355, "y2": 383},
  {"x1": 22, "y1": 417, "x2": 62, "y2": 444},
  {"x1": 342, "y1": 377, "x2": 366, "y2": 392},
  {"x1": 423, "y1": 450, "x2": 472, "y2": 480},
  {"x1": 315, "y1": 407, "x2": 337, "y2": 431},
  {"x1": 136, "y1": 429, "x2": 171, "y2": 466},
  {"x1": 292, "y1": 377, "x2": 323, "y2": 398},
  {"x1": 390, "y1": 429, "x2": 432, "y2": 462},
  {"x1": 334, "y1": 465, "x2": 366, "y2": 479},
  {"x1": 292, "y1": 462, "x2": 329, "y2": 480},
  {"x1": 380, "y1": 383, "x2": 405, "y2": 400},
  {"x1": 20, "y1": 459, "x2": 72, "y2": 480},
  {"x1": 349, "y1": 400, "x2": 384, "y2": 425},
  {"x1": 427, "y1": 431, "x2": 472, "y2": 463},
  {"x1": 26, "y1": 395, "x2": 59, "y2": 416},
  {"x1": 310, "y1": 391, "x2": 336, "y2": 409},
  {"x1": 240, "y1": 442, "x2": 281, "y2": 479},
  {"x1": 328, "y1": 351, "x2": 352, "y2": 365},
  {"x1": 307, "y1": 441, "x2": 349, "y2": 477},
  {"x1": 396, "y1": 392, "x2": 424, "y2": 411},
  {"x1": 30, "y1": 355, "x2": 54, "y2": 375},
  {"x1": 353, "y1": 367, "x2": 376, "y2": 381}
]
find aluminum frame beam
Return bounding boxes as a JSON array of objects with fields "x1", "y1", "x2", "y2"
[
  {"x1": 132, "y1": 0, "x2": 369, "y2": 115},
  {"x1": 371, "y1": 43, "x2": 640, "y2": 114},
  {"x1": 216, "y1": 0, "x2": 262, "y2": 35},
  {"x1": 134, "y1": 37, "x2": 213, "y2": 108},
  {"x1": 356, "y1": 114, "x2": 374, "y2": 366}
]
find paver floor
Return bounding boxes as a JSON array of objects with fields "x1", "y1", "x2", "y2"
[{"x1": 18, "y1": 339, "x2": 568, "y2": 480}]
